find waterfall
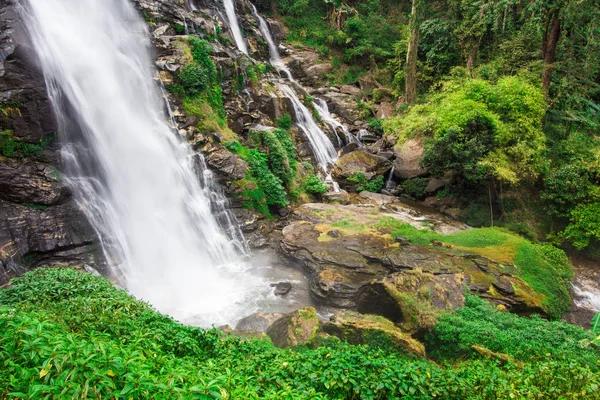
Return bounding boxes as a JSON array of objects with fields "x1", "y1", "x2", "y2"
[
  {"x1": 223, "y1": 0, "x2": 248, "y2": 54},
  {"x1": 573, "y1": 284, "x2": 600, "y2": 312},
  {"x1": 385, "y1": 166, "x2": 396, "y2": 190},
  {"x1": 250, "y1": 4, "x2": 293, "y2": 81},
  {"x1": 314, "y1": 98, "x2": 362, "y2": 147},
  {"x1": 279, "y1": 85, "x2": 338, "y2": 172},
  {"x1": 19, "y1": 0, "x2": 271, "y2": 327}
]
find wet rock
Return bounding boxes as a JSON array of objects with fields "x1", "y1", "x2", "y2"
[
  {"x1": 271, "y1": 281, "x2": 292, "y2": 296},
  {"x1": 235, "y1": 312, "x2": 285, "y2": 332},
  {"x1": 266, "y1": 307, "x2": 319, "y2": 348},
  {"x1": 322, "y1": 311, "x2": 425, "y2": 357},
  {"x1": 339, "y1": 142, "x2": 359, "y2": 157},
  {"x1": 392, "y1": 139, "x2": 428, "y2": 179},
  {"x1": 327, "y1": 230, "x2": 341, "y2": 238},
  {"x1": 204, "y1": 147, "x2": 248, "y2": 180},
  {"x1": 332, "y1": 150, "x2": 391, "y2": 181},
  {"x1": 0, "y1": 163, "x2": 67, "y2": 205}
]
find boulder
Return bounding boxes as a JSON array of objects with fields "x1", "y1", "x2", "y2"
[
  {"x1": 204, "y1": 147, "x2": 248, "y2": 180},
  {"x1": 322, "y1": 311, "x2": 425, "y2": 356},
  {"x1": 235, "y1": 312, "x2": 285, "y2": 332},
  {"x1": 357, "y1": 269, "x2": 465, "y2": 332},
  {"x1": 266, "y1": 307, "x2": 319, "y2": 348},
  {"x1": 340, "y1": 85, "x2": 361, "y2": 97},
  {"x1": 358, "y1": 191, "x2": 398, "y2": 205},
  {"x1": 375, "y1": 102, "x2": 394, "y2": 119},
  {"x1": 280, "y1": 203, "x2": 548, "y2": 316},
  {"x1": 393, "y1": 139, "x2": 428, "y2": 179},
  {"x1": 332, "y1": 150, "x2": 391, "y2": 181}
]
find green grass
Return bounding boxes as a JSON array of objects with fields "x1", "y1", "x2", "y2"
[
  {"x1": 0, "y1": 268, "x2": 598, "y2": 399},
  {"x1": 375, "y1": 218, "x2": 573, "y2": 318}
]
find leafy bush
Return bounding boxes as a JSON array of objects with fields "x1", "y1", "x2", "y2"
[
  {"x1": 402, "y1": 177, "x2": 429, "y2": 199},
  {"x1": 246, "y1": 149, "x2": 289, "y2": 208},
  {"x1": 1, "y1": 269, "x2": 598, "y2": 399},
  {"x1": 426, "y1": 294, "x2": 598, "y2": 363},
  {"x1": 276, "y1": 114, "x2": 293, "y2": 130},
  {"x1": 559, "y1": 202, "x2": 600, "y2": 250},
  {"x1": 347, "y1": 172, "x2": 384, "y2": 193},
  {"x1": 304, "y1": 175, "x2": 328, "y2": 194}
]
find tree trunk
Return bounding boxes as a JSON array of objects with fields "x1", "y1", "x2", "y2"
[
  {"x1": 542, "y1": 8, "x2": 561, "y2": 94},
  {"x1": 405, "y1": 0, "x2": 420, "y2": 105},
  {"x1": 466, "y1": 46, "x2": 477, "y2": 73}
]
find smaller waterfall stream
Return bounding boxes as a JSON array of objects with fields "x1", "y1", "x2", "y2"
[
  {"x1": 250, "y1": 4, "x2": 293, "y2": 81},
  {"x1": 223, "y1": 0, "x2": 248, "y2": 54},
  {"x1": 314, "y1": 98, "x2": 362, "y2": 146},
  {"x1": 279, "y1": 85, "x2": 338, "y2": 171}
]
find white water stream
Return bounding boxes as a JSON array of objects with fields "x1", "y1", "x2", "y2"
[
  {"x1": 250, "y1": 4, "x2": 293, "y2": 81},
  {"x1": 19, "y1": 0, "x2": 293, "y2": 327},
  {"x1": 314, "y1": 98, "x2": 362, "y2": 147},
  {"x1": 223, "y1": 0, "x2": 248, "y2": 54}
]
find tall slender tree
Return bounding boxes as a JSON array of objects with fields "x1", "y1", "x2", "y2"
[{"x1": 405, "y1": 0, "x2": 422, "y2": 104}]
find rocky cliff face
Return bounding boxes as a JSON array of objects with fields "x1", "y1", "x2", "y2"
[{"x1": 0, "y1": 0, "x2": 104, "y2": 285}]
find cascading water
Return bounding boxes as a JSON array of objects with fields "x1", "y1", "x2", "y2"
[
  {"x1": 19, "y1": 0, "x2": 280, "y2": 327},
  {"x1": 223, "y1": 0, "x2": 248, "y2": 54},
  {"x1": 279, "y1": 85, "x2": 338, "y2": 172},
  {"x1": 250, "y1": 4, "x2": 293, "y2": 81},
  {"x1": 314, "y1": 98, "x2": 362, "y2": 147}
]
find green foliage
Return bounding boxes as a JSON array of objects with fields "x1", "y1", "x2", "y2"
[
  {"x1": 541, "y1": 164, "x2": 597, "y2": 217},
  {"x1": 250, "y1": 129, "x2": 295, "y2": 185},
  {"x1": 559, "y1": 203, "x2": 600, "y2": 250},
  {"x1": 0, "y1": 130, "x2": 53, "y2": 158},
  {"x1": 304, "y1": 175, "x2": 329, "y2": 195},
  {"x1": 346, "y1": 172, "x2": 384, "y2": 193},
  {"x1": 402, "y1": 177, "x2": 429, "y2": 199},
  {"x1": 246, "y1": 149, "x2": 289, "y2": 208},
  {"x1": 276, "y1": 114, "x2": 293, "y2": 130},
  {"x1": 426, "y1": 294, "x2": 598, "y2": 363},
  {"x1": 1, "y1": 268, "x2": 598, "y2": 399}
]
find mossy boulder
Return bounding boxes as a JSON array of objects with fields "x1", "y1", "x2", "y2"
[
  {"x1": 266, "y1": 307, "x2": 319, "y2": 348},
  {"x1": 322, "y1": 311, "x2": 426, "y2": 357},
  {"x1": 357, "y1": 269, "x2": 465, "y2": 332},
  {"x1": 280, "y1": 203, "x2": 552, "y2": 320},
  {"x1": 332, "y1": 150, "x2": 391, "y2": 181}
]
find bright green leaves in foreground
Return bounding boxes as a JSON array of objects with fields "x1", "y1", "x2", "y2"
[{"x1": 1, "y1": 268, "x2": 599, "y2": 399}]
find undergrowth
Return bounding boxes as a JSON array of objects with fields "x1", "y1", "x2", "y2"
[{"x1": 0, "y1": 269, "x2": 598, "y2": 399}]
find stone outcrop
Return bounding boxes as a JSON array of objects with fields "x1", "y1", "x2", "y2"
[
  {"x1": 392, "y1": 139, "x2": 428, "y2": 180},
  {"x1": 0, "y1": 0, "x2": 103, "y2": 285},
  {"x1": 266, "y1": 307, "x2": 319, "y2": 348},
  {"x1": 280, "y1": 203, "x2": 547, "y2": 328},
  {"x1": 322, "y1": 311, "x2": 425, "y2": 356},
  {"x1": 235, "y1": 311, "x2": 285, "y2": 332},
  {"x1": 333, "y1": 150, "x2": 391, "y2": 182}
]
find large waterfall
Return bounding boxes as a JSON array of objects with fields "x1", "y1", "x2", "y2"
[
  {"x1": 250, "y1": 4, "x2": 293, "y2": 81},
  {"x1": 20, "y1": 0, "x2": 271, "y2": 326}
]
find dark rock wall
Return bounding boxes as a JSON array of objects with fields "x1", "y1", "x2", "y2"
[{"x1": 0, "y1": 0, "x2": 103, "y2": 285}]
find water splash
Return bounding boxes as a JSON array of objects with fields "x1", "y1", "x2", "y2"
[
  {"x1": 19, "y1": 0, "x2": 274, "y2": 327},
  {"x1": 223, "y1": 0, "x2": 248, "y2": 54}
]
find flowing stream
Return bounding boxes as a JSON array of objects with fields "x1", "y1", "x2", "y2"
[
  {"x1": 223, "y1": 0, "x2": 248, "y2": 54},
  {"x1": 19, "y1": 0, "x2": 294, "y2": 327}
]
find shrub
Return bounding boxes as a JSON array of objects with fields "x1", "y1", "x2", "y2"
[
  {"x1": 347, "y1": 172, "x2": 384, "y2": 193},
  {"x1": 276, "y1": 114, "x2": 293, "y2": 130},
  {"x1": 247, "y1": 149, "x2": 289, "y2": 208},
  {"x1": 0, "y1": 268, "x2": 598, "y2": 399},
  {"x1": 402, "y1": 177, "x2": 429, "y2": 199},
  {"x1": 304, "y1": 175, "x2": 329, "y2": 194}
]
